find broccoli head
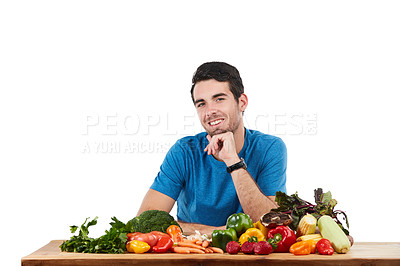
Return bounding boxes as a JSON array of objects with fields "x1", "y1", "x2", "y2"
[{"x1": 127, "y1": 210, "x2": 181, "y2": 233}]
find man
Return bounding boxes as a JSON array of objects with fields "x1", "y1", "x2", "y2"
[{"x1": 137, "y1": 62, "x2": 287, "y2": 235}]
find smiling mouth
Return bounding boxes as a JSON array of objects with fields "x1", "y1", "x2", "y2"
[{"x1": 208, "y1": 119, "x2": 224, "y2": 126}]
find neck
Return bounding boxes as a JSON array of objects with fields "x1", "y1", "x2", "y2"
[{"x1": 233, "y1": 124, "x2": 245, "y2": 154}]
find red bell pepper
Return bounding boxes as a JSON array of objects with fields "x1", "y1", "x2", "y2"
[
  {"x1": 267, "y1": 226, "x2": 297, "y2": 253},
  {"x1": 152, "y1": 235, "x2": 174, "y2": 253}
]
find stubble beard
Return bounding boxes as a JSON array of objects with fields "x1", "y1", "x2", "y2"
[{"x1": 204, "y1": 111, "x2": 242, "y2": 137}]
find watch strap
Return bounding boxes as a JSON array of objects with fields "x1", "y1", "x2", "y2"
[{"x1": 226, "y1": 158, "x2": 247, "y2": 173}]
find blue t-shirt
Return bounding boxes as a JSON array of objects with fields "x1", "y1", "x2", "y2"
[{"x1": 150, "y1": 128, "x2": 287, "y2": 226}]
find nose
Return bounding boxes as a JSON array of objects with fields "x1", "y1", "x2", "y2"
[{"x1": 205, "y1": 104, "x2": 217, "y2": 118}]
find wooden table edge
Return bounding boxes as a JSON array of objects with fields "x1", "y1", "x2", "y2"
[{"x1": 21, "y1": 240, "x2": 400, "y2": 266}]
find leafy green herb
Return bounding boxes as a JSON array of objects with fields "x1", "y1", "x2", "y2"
[
  {"x1": 60, "y1": 216, "x2": 129, "y2": 254},
  {"x1": 271, "y1": 188, "x2": 350, "y2": 235},
  {"x1": 60, "y1": 210, "x2": 181, "y2": 254}
]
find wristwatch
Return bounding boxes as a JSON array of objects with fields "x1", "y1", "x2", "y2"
[{"x1": 226, "y1": 158, "x2": 247, "y2": 173}]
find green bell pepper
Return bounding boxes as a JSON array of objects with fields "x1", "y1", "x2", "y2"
[
  {"x1": 211, "y1": 228, "x2": 238, "y2": 252},
  {"x1": 226, "y1": 212, "x2": 253, "y2": 236}
]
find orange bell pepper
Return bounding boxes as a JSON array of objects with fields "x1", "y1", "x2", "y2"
[
  {"x1": 289, "y1": 240, "x2": 311, "y2": 255},
  {"x1": 307, "y1": 239, "x2": 318, "y2": 254},
  {"x1": 166, "y1": 225, "x2": 183, "y2": 243}
]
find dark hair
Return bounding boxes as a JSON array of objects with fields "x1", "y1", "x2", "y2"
[{"x1": 190, "y1": 62, "x2": 244, "y2": 103}]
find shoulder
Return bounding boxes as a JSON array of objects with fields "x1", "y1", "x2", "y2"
[
  {"x1": 245, "y1": 129, "x2": 287, "y2": 173},
  {"x1": 246, "y1": 129, "x2": 286, "y2": 148},
  {"x1": 245, "y1": 129, "x2": 287, "y2": 157}
]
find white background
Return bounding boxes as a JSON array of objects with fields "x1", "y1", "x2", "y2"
[{"x1": 1, "y1": 1, "x2": 399, "y2": 265}]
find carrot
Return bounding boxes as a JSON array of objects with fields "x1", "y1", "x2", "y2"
[
  {"x1": 182, "y1": 239, "x2": 198, "y2": 244},
  {"x1": 202, "y1": 240, "x2": 209, "y2": 248},
  {"x1": 186, "y1": 248, "x2": 206, "y2": 254},
  {"x1": 195, "y1": 240, "x2": 203, "y2": 245},
  {"x1": 209, "y1": 247, "x2": 224, "y2": 254},
  {"x1": 171, "y1": 246, "x2": 191, "y2": 254},
  {"x1": 177, "y1": 242, "x2": 206, "y2": 250},
  {"x1": 205, "y1": 247, "x2": 214, "y2": 253}
]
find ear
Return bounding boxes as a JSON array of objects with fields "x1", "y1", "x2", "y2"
[{"x1": 238, "y1": 93, "x2": 248, "y2": 112}]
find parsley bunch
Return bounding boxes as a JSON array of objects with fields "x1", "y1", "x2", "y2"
[{"x1": 60, "y1": 217, "x2": 129, "y2": 254}]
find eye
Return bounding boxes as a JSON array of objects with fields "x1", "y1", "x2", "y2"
[
  {"x1": 196, "y1": 102, "x2": 205, "y2": 108},
  {"x1": 216, "y1": 97, "x2": 225, "y2": 102}
]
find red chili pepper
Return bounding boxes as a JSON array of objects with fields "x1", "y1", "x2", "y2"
[
  {"x1": 151, "y1": 231, "x2": 170, "y2": 238},
  {"x1": 267, "y1": 226, "x2": 297, "y2": 253},
  {"x1": 316, "y1": 239, "x2": 334, "y2": 255},
  {"x1": 152, "y1": 235, "x2": 174, "y2": 253}
]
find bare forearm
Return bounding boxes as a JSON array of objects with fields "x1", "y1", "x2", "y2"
[
  {"x1": 230, "y1": 168, "x2": 278, "y2": 222},
  {"x1": 178, "y1": 221, "x2": 225, "y2": 237}
]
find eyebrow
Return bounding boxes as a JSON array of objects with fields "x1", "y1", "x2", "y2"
[{"x1": 194, "y1": 93, "x2": 228, "y2": 105}]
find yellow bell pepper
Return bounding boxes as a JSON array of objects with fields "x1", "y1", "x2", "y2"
[
  {"x1": 239, "y1": 228, "x2": 265, "y2": 245},
  {"x1": 126, "y1": 240, "x2": 151, "y2": 254},
  {"x1": 253, "y1": 220, "x2": 269, "y2": 237}
]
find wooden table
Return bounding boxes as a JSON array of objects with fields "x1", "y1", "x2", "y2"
[{"x1": 21, "y1": 240, "x2": 400, "y2": 266}]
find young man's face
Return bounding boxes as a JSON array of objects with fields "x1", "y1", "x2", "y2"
[{"x1": 192, "y1": 79, "x2": 247, "y2": 136}]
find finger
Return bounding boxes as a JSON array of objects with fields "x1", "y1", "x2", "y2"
[
  {"x1": 208, "y1": 142, "x2": 214, "y2": 155},
  {"x1": 215, "y1": 141, "x2": 220, "y2": 151},
  {"x1": 214, "y1": 138, "x2": 221, "y2": 151},
  {"x1": 205, "y1": 144, "x2": 213, "y2": 155},
  {"x1": 205, "y1": 135, "x2": 213, "y2": 154},
  {"x1": 205, "y1": 144, "x2": 212, "y2": 155},
  {"x1": 209, "y1": 147, "x2": 214, "y2": 156}
]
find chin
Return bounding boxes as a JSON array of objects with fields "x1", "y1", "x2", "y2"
[{"x1": 206, "y1": 128, "x2": 229, "y2": 137}]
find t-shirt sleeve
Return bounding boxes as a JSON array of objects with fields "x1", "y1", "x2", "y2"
[
  {"x1": 257, "y1": 137, "x2": 287, "y2": 196},
  {"x1": 150, "y1": 140, "x2": 186, "y2": 200}
]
